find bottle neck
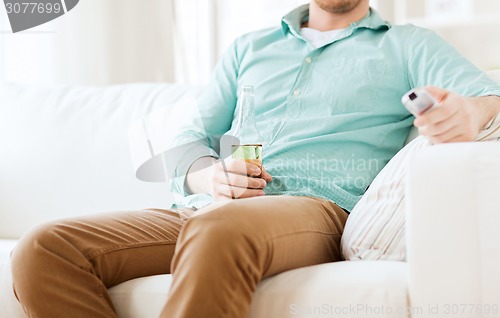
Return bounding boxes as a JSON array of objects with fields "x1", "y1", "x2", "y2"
[
  {"x1": 235, "y1": 96, "x2": 254, "y2": 132},
  {"x1": 234, "y1": 87, "x2": 260, "y2": 144}
]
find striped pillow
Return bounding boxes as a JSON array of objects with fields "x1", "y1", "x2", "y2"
[
  {"x1": 340, "y1": 136, "x2": 431, "y2": 261},
  {"x1": 342, "y1": 71, "x2": 500, "y2": 261}
]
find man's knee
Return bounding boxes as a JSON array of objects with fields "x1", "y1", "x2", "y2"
[
  {"x1": 11, "y1": 221, "x2": 76, "y2": 282},
  {"x1": 10, "y1": 222, "x2": 66, "y2": 300},
  {"x1": 12, "y1": 221, "x2": 58, "y2": 262}
]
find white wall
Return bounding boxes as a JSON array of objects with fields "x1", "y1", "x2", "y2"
[
  {"x1": 390, "y1": 0, "x2": 500, "y2": 70},
  {"x1": 174, "y1": 0, "x2": 308, "y2": 85},
  {"x1": 216, "y1": 0, "x2": 307, "y2": 58},
  {"x1": 1, "y1": 0, "x2": 499, "y2": 85},
  {"x1": 0, "y1": 0, "x2": 176, "y2": 86}
]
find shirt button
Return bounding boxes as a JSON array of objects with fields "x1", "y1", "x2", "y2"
[
  {"x1": 293, "y1": 89, "x2": 300, "y2": 96},
  {"x1": 305, "y1": 57, "x2": 312, "y2": 64}
]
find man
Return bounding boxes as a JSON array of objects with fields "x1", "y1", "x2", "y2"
[{"x1": 11, "y1": 0, "x2": 500, "y2": 317}]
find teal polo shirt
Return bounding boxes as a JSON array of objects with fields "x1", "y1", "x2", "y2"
[{"x1": 170, "y1": 5, "x2": 500, "y2": 211}]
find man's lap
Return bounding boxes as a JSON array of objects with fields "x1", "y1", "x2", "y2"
[{"x1": 14, "y1": 195, "x2": 348, "y2": 286}]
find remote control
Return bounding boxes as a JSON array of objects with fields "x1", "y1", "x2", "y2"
[{"x1": 401, "y1": 88, "x2": 438, "y2": 116}]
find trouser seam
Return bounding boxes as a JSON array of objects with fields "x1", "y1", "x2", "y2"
[
  {"x1": 97, "y1": 281, "x2": 116, "y2": 316},
  {"x1": 86, "y1": 241, "x2": 176, "y2": 261},
  {"x1": 265, "y1": 230, "x2": 342, "y2": 243}
]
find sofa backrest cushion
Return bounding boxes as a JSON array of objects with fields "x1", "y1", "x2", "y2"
[{"x1": 0, "y1": 83, "x2": 202, "y2": 238}]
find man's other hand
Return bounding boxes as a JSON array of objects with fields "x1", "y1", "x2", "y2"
[{"x1": 413, "y1": 86, "x2": 484, "y2": 144}]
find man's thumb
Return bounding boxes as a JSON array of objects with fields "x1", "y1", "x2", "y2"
[{"x1": 425, "y1": 86, "x2": 449, "y2": 103}]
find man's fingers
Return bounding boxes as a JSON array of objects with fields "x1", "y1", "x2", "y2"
[
  {"x1": 414, "y1": 86, "x2": 452, "y2": 127},
  {"x1": 427, "y1": 125, "x2": 465, "y2": 144},
  {"x1": 415, "y1": 95, "x2": 459, "y2": 127},
  {"x1": 217, "y1": 172, "x2": 267, "y2": 189},
  {"x1": 214, "y1": 183, "x2": 265, "y2": 199},
  {"x1": 417, "y1": 110, "x2": 461, "y2": 136},
  {"x1": 232, "y1": 187, "x2": 266, "y2": 199},
  {"x1": 223, "y1": 159, "x2": 262, "y2": 177},
  {"x1": 211, "y1": 159, "x2": 272, "y2": 201},
  {"x1": 410, "y1": 86, "x2": 482, "y2": 144},
  {"x1": 261, "y1": 166, "x2": 273, "y2": 182}
]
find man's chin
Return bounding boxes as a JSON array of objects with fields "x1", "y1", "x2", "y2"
[{"x1": 314, "y1": 0, "x2": 364, "y2": 14}]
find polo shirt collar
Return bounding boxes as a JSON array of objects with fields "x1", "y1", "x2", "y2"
[{"x1": 281, "y1": 4, "x2": 391, "y2": 35}]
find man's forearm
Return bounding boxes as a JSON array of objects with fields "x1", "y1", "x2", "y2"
[
  {"x1": 185, "y1": 156, "x2": 217, "y2": 195},
  {"x1": 471, "y1": 95, "x2": 500, "y2": 129}
]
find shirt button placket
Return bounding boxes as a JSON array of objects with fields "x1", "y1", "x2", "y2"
[
  {"x1": 287, "y1": 88, "x2": 300, "y2": 118},
  {"x1": 287, "y1": 55, "x2": 313, "y2": 118}
]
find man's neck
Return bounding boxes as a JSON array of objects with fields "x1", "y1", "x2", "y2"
[{"x1": 306, "y1": 1, "x2": 370, "y2": 31}]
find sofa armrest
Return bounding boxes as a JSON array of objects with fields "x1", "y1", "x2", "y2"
[{"x1": 406, "y1": 142, "x2": 500, "y2": 318}]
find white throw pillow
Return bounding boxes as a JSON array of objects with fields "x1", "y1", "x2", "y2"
[{"x1": 340, "y1": 136, "x2": 431, "y2": 261}]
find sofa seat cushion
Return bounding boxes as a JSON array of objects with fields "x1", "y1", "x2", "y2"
[
  {"x1": 0, "y1": 240, "x2": 24, "y2": 318},
  {"x1": 3, "y1": 244, "x2": 408, "y2": 318},
  {"x1": 108, "y1": 261, "x2": 409, "y2": 318}
]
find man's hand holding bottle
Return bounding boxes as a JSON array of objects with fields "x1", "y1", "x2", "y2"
[
  {"x1": 186, "y1": 84, "x2": 273, "y2": 201},
  {"x1": 185, "y1": 156, "x2": 272, "y2": 201},
  {"x1": 210, "y1": 157, "x2": 272, "y2": 200}
]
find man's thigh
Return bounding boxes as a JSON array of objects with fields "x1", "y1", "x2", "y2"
[
  {"x1": 14, "y1": 208, "x2": 185, "y2": 287},
  {"x1": 192, "y1": 195, "x2": 349, "y2": 277}
]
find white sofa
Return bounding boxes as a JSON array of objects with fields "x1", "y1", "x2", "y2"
[{"x1": 1, "y1": 72, "x2": 499, "y2": 318}]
